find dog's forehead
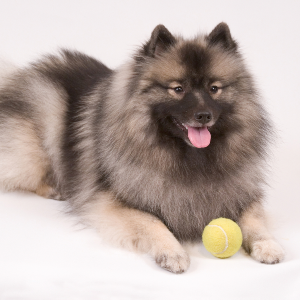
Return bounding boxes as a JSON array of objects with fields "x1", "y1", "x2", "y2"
[
  {"x1": 144, "y1": 39, "x2": 242, "y2": 85},
  {"x1": 177, "y1": 41, "x2": 210, "y2": 74},
  {"x1": 176, "y1": 40, "x2": 242, "y2": 82}
]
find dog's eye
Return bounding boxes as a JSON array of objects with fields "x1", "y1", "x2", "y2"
[
  {"x1": 174, "y1": 86, "x2": 184, "y2": 93},
  {"x1": 210, "y1": 86, "x2": 219, "y2": 94}
]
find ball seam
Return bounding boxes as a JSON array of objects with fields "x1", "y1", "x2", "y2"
[{"x1": 208, "y1": 225, "x2": 229, "y2": 255}]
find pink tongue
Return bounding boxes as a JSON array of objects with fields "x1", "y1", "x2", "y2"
[{"x1": 187, "y1": 126, "x2": 211, "y2": 148}]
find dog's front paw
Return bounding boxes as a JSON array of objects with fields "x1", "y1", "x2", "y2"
[
  {"x1": 251, "y1": 239, "x2": 285, "y2": 264},
  {"x1": 155, "y1": 249, "x2": 190, "y2": 274}
]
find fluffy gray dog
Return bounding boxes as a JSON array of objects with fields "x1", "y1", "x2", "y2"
[{"x1": 0, "y1": 23, "x2": 284, "y2": 273}]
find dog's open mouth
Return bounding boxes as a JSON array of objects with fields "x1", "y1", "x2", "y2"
[{"x1": 172, "y1": 117, "x2": 211, "y2": 148}]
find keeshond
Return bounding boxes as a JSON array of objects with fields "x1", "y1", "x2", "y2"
[{"x1": 0, "y1": 23, "x2": 284, "y2": 273}]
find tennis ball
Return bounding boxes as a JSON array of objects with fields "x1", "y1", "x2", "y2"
[{"x1": 202, "y1": 218, "x2": 243, "y2": 258}]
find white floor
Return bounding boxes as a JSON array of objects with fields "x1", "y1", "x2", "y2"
[{"x1": 0, "y1": 1, "x2": 300, "y2": 299}]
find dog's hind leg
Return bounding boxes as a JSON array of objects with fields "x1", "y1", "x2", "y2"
[
  {"x1": 35, "y1": 182, "x2": 62, "y2": 200},
  {"x1": 81, "y1": 192, "x2": 190, "y2": 274},
  {"x1": 239, "y1": 201, "x2": 285, "y2": 264},
  {"x1": 0, "y1": 118, "x2": 52, "y2": 197}
]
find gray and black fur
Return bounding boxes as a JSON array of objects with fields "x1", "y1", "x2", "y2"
[{"x1": 0, "y1": 23, "x2": 284, "y2": 273}]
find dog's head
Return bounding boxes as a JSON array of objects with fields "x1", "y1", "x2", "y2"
[{"x1": 124, "y1": 23, "x2": 265, "y2": 150}]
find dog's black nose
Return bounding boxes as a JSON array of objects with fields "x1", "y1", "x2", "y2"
[{"x1": 194, "y1": 112, "x2": 212, "y2": 124}]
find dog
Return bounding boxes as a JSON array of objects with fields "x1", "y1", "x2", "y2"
[{"x1": 0, "y1": 23, "x2": 285, "y2": 273}]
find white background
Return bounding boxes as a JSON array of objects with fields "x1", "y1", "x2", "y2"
[{"x1": 0, "y1": 0, "x2": 300, "y2": 299}]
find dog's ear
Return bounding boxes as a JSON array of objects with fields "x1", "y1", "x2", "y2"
[
  {"x1": 207, "y1": 23, "x2": 237, "y2": 51},
  {"x1": 144, "y1": 25, "x2": 176, "y2": 57}
]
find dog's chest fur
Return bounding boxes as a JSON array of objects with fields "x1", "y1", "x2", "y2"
[{"x1": 105, "y1": 154, "x2": 258, "y2": 241}]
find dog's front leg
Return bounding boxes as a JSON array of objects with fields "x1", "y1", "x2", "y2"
[
  {"x1": 81, "y1": 192, "x2": 190, "y2": 273},
  {"x1": 239, "y1": 201, "x2": 285, "y2": 264}
]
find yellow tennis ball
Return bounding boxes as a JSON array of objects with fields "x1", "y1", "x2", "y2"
[{"x1": 202, "y1": 218, "x2": 243, "y2": 258}]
